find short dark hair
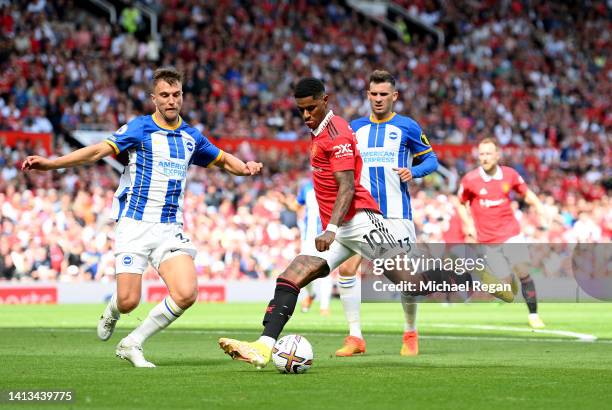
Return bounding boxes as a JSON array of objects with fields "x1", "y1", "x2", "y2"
[
  {"x1": 294, "y1": 77, "x2": 325, "y2": 99},
  {"x1": 152, "y1": 66, "x2": 183, "y2": 89},
  {"x1": 369, "y1": 70, "x2": 396, "y2": 88}
]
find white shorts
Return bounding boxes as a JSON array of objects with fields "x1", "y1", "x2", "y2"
[
  {"x1": 114, "y1": 218, "x2": 197, "y2": 274},
  {"x1": 300, "y1": 210, "x2": 416, "y2": 271},
  {"x1": 482, "y1": 234, "x2": 529, "y2": 277}
]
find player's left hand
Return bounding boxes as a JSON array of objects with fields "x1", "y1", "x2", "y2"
[
  {"x1": 393, "y1": 167, "x2": 413, "y2": 182},
  {"x1": 315, "y1": 231, "x2": 336, "y2": 252},
  {"x1": 244, "y1": 161, "x2": 263, "y2": 176}
]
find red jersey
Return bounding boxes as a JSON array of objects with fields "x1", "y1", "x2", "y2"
[
  {"x1": 310, "y1": 111, "x2": 380, "y2": 228},
  {"x1": 459, "y1": 166, "x2": 528, "y2": 243},
  {"x1": 443, "y1": 209, "x2": 466, "y2": 243}
]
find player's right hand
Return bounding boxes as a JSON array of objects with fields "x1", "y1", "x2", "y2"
[
  {"x1": 21, "y1": 156, "x2": 54, "y2": 171},
  {"x1": 245, "y1": 161, "x2": 263, "y2": 176},
  {"x1": 392, "y1": 167, "x2": 413, "y2": 182},
  {"x1": 463, "y1": 225, "x2": 477, "y2": 240},
  {"x1": 315, "y1": 231, "x2": 335, "y2": 252}
]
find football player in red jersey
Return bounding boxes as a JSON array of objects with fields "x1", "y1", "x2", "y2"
[
  {"x1": 458, "y1": 137, "x2": 548, "y2": 328},
  {"x1": 218, "y1": 78, "x2": 478, "y2": 369}
]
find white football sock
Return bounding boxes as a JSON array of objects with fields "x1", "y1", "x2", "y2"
[
  {"x1": 257, "y1": 336, "x2": 276, "y2": 349},
  {"x1": 401, "y1": 293, "x2": 417, "y2": 332},
  {"x1": 104, "y1": 293, "x2": 120, "y2": 319},
  {"x1": 318, "y1": 275, "x2": 333, "y2": 311},
  {"x1": 338, "y1": 275, "x2": 362, "y2": 339},
  {"x1": 128, "y1": 296, "x2": 184, "y2": 346}
]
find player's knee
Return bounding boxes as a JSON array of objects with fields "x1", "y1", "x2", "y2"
[
  {"x1": 281, "y1": 256, "x2": 330, "y2": 288},
  {"x1": 338, "y1": 263, "x2": 356, "y2": 278},
  {"x1": 117, "y1": 294, "x2": 140, "y2": 313},
  {"x1": 170, "y1": 288, "x2": 197, "y2": 309},
  {"x1": 514, "y1": 264, "x2": 529, "y2": 278}
]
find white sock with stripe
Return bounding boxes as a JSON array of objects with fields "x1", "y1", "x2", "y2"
[
  {"x1": 401, "y1": 293, "x2": 417, "y2": 332},
  {"x1": 318, "y1": 275, "x2": 333, "y2": 311},
  {"x1": 127, "y1": 296, "x2": 184, "y2": 346},
  {"x1": 338, "y1": 275, "x2": 362, "y2": 339}
]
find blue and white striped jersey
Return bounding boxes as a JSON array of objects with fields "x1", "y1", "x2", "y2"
[
  {"x1": 105, "y1": 115, "x2": 223, "y2": 224},
  {"x1": 296, "y1": 180, "x2": 322, "y2": 242},
  {"x1": 350, "y1": 113, "x2": 436, "y2": 220}
]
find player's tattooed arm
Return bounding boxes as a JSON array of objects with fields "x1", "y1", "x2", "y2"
[
  {"x1": 315, "y1": 170, "x2": 354, "y2": 252},
  {"x1": 329, "y1": 170, "x2": 355, "y2": 226}
]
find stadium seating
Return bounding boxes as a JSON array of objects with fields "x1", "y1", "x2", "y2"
[{"x1": 0, "y1": 0, "x2": 609, "y2": 281}]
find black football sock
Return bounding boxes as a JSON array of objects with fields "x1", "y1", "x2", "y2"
[
  {"x1": 520, "y1": 275, "x2": 538, "y2": 314},
  {"x1": 262, "y1": 277, "x2": 300, "y2": 339}
]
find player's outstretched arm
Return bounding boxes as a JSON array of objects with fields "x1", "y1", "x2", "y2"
[
  {"x1": 315, "y1": 170, "x2": 354, "y2": 252},
  {"x1": 524, "y1": 189, "x2": 548, "y2": 228},
  {"x1": 215, "y1": 152, "x2": 262, "y2": 176},
  {"x1": 22, "y1": 142, "x2": 115, "y2": 172},
  {"x1": 456, "y1": 200, "x2": 477, "y2": 240}
]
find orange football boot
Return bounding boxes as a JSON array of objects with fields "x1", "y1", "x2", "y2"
[{"x1": 335, "y1": 336, "x2": 366, "y2": 357}]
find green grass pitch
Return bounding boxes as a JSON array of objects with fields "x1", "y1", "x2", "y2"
[{"x1": 1, "y1": 301, "x2": 612, "y2": 409}]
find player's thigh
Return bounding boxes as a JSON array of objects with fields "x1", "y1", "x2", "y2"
[
  {"x1": 299, "y1": 237, "x2": 355, "y2": 275},
  {"x1": 115, "y1": 272, "x2": 143, "y2": 309},
  {"x1": 338, "y1": 254, "x2": 363, "y2": 277},
  {"x1": 157, "y1": 254, "x2": 198, "y2": 307},
  {"x1": 502, "y1": 235, "x2": 530, "y2": 277},
  {"x1": 482, "y1": 244, "x2": 513, "y2": 278}
]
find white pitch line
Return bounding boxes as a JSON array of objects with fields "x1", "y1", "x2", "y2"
[
  {"x1": 25, "y1": 327, "x2": 611, "y2": 344},
  {"x1": 429, "y1": 323, "x2": 598, "y2": 342}
]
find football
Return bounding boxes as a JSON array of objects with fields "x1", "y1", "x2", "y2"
[{"x1": 272, "y1": 334, "x2": 314, "y2": 374}]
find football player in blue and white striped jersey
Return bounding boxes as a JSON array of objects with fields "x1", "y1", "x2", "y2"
[
  {"x1": 22, "y1": 66, "x2": 262, "y2": 367},
  {"x1": 335, "y1": 70, "x2": 438, "y2": 357}
]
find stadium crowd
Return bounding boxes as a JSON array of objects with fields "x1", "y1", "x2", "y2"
[
  {"x1": 0, "y1": 139, "x2": 609, "y2": 283},
  {"x1": 0, "y1": 0, "x2": 609, "y2": 281}
]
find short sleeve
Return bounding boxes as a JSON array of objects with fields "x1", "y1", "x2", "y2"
[
  {"x1": 512, "y1": 169, "x2": 529, "y2": 196},
  {"x1": 191, "y1": 133, "x2": 223, "y2": 168},
  {"x1": 105, "y1": 118, "x2": 144, "y2": 154},
  {"x1": 329, "y1": 124, "x2": 357, "y2": 172},
  {"x1": 403, "y1": 121, "x2": 433, "y2": 159},
  {"x1": 458, "y1": 178, "x2": 472, "y2": 203}
]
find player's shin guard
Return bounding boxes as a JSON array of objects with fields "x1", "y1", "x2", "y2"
[
  {"x1": 400, "y1": 293, "x2": 417, "y2": 331},
  {"x1": 262, "y1": 277, "x2": 300, "y2": 340},
  {"x1": 520, "y1": 275, "x2": 538, "y2": 314},
  {"x1": 128, "y1": 296, "x2": 184, "y2": 345},
  {"x1": 338, "y1": 275, "x2": 362, "y2": 338},
  {"x1": 318, "y1": 274, "x2": 333, "y2": 313}
]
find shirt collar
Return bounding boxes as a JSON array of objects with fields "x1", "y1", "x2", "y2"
[
  {"x1": 312, "y1": 110, "x2": 334, "y2": 137},
  {"x1": 369, "y1": 112, "x2": 396, "y2": 123},
  {"x1": 479, "y1": 166, "x2": 503, "y2": 181}
]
